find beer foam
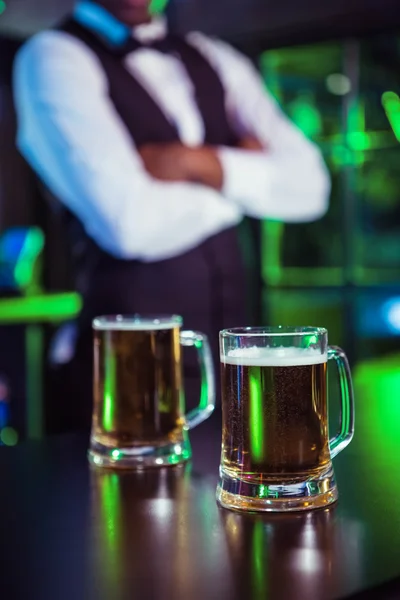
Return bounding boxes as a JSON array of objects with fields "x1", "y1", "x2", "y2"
[
  {"x1": 93, "y1": 318, "x2": 179, "y2": 331},
  {"x1": 222, "y1": 346, "x2": 327, "y2": 367}
]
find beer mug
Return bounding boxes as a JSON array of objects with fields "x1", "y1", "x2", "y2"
[
  {"x1": 89, "y1": 315, "x2": 215, "y2": 468},
  {"x1": 217, "y1": 326, "x2": 355, "y2": 512}
]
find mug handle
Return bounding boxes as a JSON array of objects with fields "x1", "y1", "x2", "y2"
[
  {"x1": 180, "y1": 331, "x2": 215, "y2": 429},
  {"x1": 328, "y1": 346, "x2": 355, "y2": 459}
]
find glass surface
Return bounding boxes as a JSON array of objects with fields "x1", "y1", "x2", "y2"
[
  {"x1": 89, "y1": 314, "x2": 215, "y2": 469},
  {"x1": 217, "y1": 327, "x2": 354, "y2": 512}
]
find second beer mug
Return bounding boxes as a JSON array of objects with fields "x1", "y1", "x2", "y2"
[
  {"x1": 89, "y1": 315, "x2": 215, "y2": 469},
  {"x1": 217, "y1": 326, "x2": 355, "y2": 512}
]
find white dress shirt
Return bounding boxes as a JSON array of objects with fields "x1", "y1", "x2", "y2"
[{"x1": 13, "y1": 1, "x2": 330, "y2": 262}]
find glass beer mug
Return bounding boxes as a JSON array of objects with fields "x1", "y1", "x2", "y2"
[
  {"x1": 89, "y1": 315, "x2": 215, "y2": 468},
  {"x1": 217, "y1": 326, "x2": 355, "y2": 512}
]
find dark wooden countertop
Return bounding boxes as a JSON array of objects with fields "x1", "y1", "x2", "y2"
[{"x1": 0, "y1": 409, "x2": 400, "y2": 600}]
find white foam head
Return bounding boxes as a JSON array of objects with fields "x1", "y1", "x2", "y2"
[
  {"x1": 221, "y1": 346, "x2": 327, "y2": 367},
  {"x1": 93, "y1": 317, "x2": 180, "y2": 331}
]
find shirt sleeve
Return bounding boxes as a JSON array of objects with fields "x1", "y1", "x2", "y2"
[
  {"x1": 13, "y1": 31, "x2": 241, "y2": 261},
  {"x1": 188, "y1": 32, "x2": 331, "y2": 223}
]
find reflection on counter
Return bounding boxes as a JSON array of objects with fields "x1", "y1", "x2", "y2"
[
  {"x1": 221, "y1": 508, "x2": 363, "y2": 600},
  {"x1": 90, "y1": 465, "x2": 234, "y2": 599}
]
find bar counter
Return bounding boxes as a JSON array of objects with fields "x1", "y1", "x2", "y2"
[{"x1": 1, "y1": 400, "x2": 400, "y2": 600}]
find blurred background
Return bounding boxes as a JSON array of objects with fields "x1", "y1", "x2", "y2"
[{"x1": 1, "y1": 0, "x2": 400, "y2": 445}]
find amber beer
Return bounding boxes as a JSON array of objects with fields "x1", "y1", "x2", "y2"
[
  {"x1": 221, "y1": 348, "x2": 330, "y2": 483},
  {"x1": 92, "y1": 321, "x2": 185, "y2": 451}
]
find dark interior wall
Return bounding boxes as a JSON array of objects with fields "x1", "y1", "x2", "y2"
[
  {"x1": 168, "y1": 0, "x2": 400, "y2": 50},
  {"x1": 0, "y1": 37, "x2": 38, "y2": 231},
  {"x1": 1, "y1": 0, "x2": 400, "y2": 46}
]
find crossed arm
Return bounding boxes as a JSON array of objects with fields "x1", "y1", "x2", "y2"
[{"x1": 138, "y1": 137, "x2": 264, "y2": 190}]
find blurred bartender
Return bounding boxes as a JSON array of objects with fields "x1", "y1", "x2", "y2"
[{"x1": 13, "y1": 0, "x2": 330, "y2": 431}]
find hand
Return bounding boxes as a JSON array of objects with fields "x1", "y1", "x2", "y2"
[
  {"x1": 237, "y1": 136, "x2": 265, "y2": 151},
  {"x1": 139, "y1": 143, "x2": 223, "y2": 190},
  {"x1": 139, "y1": 143, "x2": 193, "y2": 182},
  {"x1": 187, "y1": 146, "x2": 223, "y2": 190}
]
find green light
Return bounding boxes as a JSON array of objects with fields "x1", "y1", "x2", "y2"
[
  {"x1": 288, "y1": 94, "x2": 322, "y2": 138},
  {"x1": 13, "y1": 228, "x2": 44, "y2": 289},
  {"x1": 353, "y1": 355, "x2": 400, "y2": 524},
  {"x1": 0, "y1": 293, "x2": 82, "y2": 324},
  {"x1": 103, "y1": 349, "x2": 116, "y2": 432},
  {"x1": 252, "y1": 521, "x2": 267, "y2": 597},
  {"x1": 346, "y1": 100, "x2": 367, "y2": 165},
  {"x1": 168, "y1": 446, "x2": 191, "y2": 464},
  {"x1": 382, "y1": 91, "x2": 400, "y2": 142},
  {"x1": 26, "y1": 325, "x2": 44, "y2": 440},
  {"x1": 355, "y1": 356, "x2": 400, "y2": 441},
  {"x1": 258, "y1": 484, "x2": 267, "y2": 498},
  {"x1": 149, "y1": 0, "x2": 168, "y2": 13},
  {"x1": 0, "y1": 1, "x2": 6, "y2": 15},
  {"x1": 331, "y1": 144, "x2": 354, "y2": 168},
  {"x1": 111, "y1": 449, "x2": 121, "y2": 459},
  {"x1": 347, "y1": 131, "x2": 371, "y2": 151},
  {"x1": 259, "y1": 51, "x2": 282, "y2": 103},
  {"x1": 262, "y1": 221, "x2": 284, "y2": 286},
  {"x1": 264, "y1": 266, "x2": 345, "y2": 287},
  {"x1": 249, "y1": 367, "x2": 264, "y2": 463},
  {"x1": 342, "y1": 354, "x2": 400, "y2": 556},
  {"x1": 97, "y1": 473, "x2": 123, "y2": 593},
  {"x1": 0, "y1": 427, "x2": 18, "y2": 446}
]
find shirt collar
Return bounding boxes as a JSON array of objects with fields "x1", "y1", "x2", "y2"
[{"x1": 74, "y1": 1, "x2": 167, "y2": 47}]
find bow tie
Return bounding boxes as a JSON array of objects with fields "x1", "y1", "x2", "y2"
[{"x1": 119, "y1": 35, "x2": 177, "y2": 57}]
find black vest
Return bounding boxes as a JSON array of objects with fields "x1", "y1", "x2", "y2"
[{"x1": 58, "y1": 18, "x2": 248, "y2": 361}]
